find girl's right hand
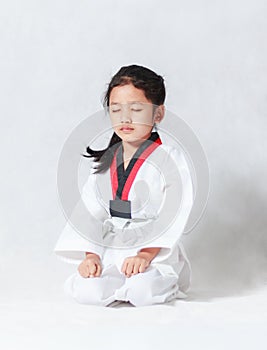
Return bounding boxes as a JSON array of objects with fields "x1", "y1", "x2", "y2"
[{"x1": 78, "y1": 254, "x2": 102, "y2": 278}]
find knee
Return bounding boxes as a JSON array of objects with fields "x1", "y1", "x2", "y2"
[
  {"x1": 126, "y1": 269, "x2": 178, "y2": 307},
  {"x1": 74, "y1": 283, "x2": 106, "y2": 306},
  {"x1": 64, "y1": 273, "x2": 109, "y2": 306},
  {"x1": 126, "y1": 275, "x2": 155, "y2": 307}
]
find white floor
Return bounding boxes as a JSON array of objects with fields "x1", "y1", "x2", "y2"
[{"x1": 1, "y1": 254, "x2": 267, "y2": 350}]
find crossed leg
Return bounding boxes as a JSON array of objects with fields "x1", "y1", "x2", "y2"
[
  {"x1": 117, "y1": 266, "x2": 179, "y2": 306},
  {"x1": 64, "y1": 264, "x2": 125, "y2": 306},
  {"x1": 64, "y1": 263, "x2": 180, "y2": 307}
]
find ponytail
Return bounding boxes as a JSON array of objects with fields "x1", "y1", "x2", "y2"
[{"x1": 82, "y1": 132, "x2": 122, "y2": 174}]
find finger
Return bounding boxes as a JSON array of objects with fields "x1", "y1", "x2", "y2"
[
  {"x1": 88, "y1": 263, "x2": 97, "y2": 277},
  {"x1": 78, "y1": 264, "x2": 89, "y2": 278},
  {"x1": 139, "y1": 261, "x2": 147, "y2": 273},
  {"x1": 121, "y1": 260, "x2": 128, "y2": 274},
  {"x1": 85, "y1": 264, "x2": 90, "y2": 278},
  {"x1": 126, "y1": 261, "x2": 134, "y2": 277},
  {"x1": 133, "y1": 261, "x2": 141, "y2": 275},
  {"x1": 95, "y1": 263, "x2": 102, "y2": 277}
]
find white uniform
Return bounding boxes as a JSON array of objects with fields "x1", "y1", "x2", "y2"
[{"x1": 54, "y1": 138, "x2": 194, "y2": 307}]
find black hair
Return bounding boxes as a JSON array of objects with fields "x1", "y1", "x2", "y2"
[
  {"x1": 103, "y1": 64, "x2": 166, "y2": 107},
  {"x1": 82, "y1": 64, "x2": 166, "y2": 174}
]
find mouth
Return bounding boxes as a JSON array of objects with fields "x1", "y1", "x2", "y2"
[{"x1": 120, "y1": 126, "x2": 134, "y2": 131}]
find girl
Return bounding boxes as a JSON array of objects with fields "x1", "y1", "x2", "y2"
[{"x1": 54, "y1": 65, "x2": 194, "y2": 306}]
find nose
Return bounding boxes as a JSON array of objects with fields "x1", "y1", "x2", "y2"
[{"x1": 120, "y1": 105, "x2": 132, "y2": 123}]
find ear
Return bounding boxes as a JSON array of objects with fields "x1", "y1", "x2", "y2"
[{"x1": 154, "y1": 105, "x2": 165, "y2": 124}]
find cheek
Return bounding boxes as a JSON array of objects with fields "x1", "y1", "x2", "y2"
[
  {"x1": 110, "y1": 117, "x2": 120, "y2": 128},
  {"x1": 134, "y1": 125, "x2": 153, "y2": 137},
  {"x1": 133, "y1": 117, "x2": 154, "y2": 127}
]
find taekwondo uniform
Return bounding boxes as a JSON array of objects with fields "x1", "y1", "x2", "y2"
[{"x1": 54, "y1": 132, "x2": 194, "y2": 306}]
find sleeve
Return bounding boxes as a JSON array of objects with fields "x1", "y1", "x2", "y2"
[
  {"x1": 54, "y1": 168, "x2": 109, "y2": 264},
  {"x1": 53, "y1": 221, "x2": 104, "y2": 264},
  {"x1": 136, "y1": 146, "x2": 194, "y2": 263}
]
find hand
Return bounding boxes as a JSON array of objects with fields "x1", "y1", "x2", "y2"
[
  {"x1": 78, "y1": 254, "x2": 102, "y2": 278},
  {"x1": 121, "y1": 255, "x2": 150, "y2": 278}
]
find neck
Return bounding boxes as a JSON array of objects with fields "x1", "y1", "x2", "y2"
[{"x1": 122, "y1": 132, "x2": 153, "y2": 157}]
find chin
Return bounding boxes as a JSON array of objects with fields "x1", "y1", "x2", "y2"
[{"x1": 120, "y1": 135, "x2": 138, "y2": 142}]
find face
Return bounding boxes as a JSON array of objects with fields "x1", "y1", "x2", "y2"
[{"x1": 109, "y1": 84, "x2": 164, "y2": 144}]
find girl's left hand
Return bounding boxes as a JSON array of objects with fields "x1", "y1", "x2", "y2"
[{"x1": 121, "y1": 255, "x2": 150, "y2": 277}]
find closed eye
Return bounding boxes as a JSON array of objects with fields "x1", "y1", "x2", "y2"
[
  {"x1": 131, "y1": 108, "x2": 143, "y2": 112},
  {"x1": 111, "y1": 109, "x2": 121, "y2": 113}
]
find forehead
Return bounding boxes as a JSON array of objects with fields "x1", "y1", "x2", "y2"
[{"x1": 109, "y1": 84, "x2": 151, "y2": 104}]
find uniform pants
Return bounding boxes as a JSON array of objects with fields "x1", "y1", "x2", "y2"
[{"x1": 63, "y1": 264, "x2": 180, "y2": 307}]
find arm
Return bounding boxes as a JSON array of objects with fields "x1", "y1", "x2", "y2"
[
  {"x1": 138, "y1": 247, "x2": 161, "y2": 262},
  {"x1": 85, "y1": 251, "x2": 101, "y2": 259},
  {"x1": 54, "y1": 168, "x2": 107, "y2": 264},
  {"x1": 121, "y1": 146, "x2": 193, "y2": 274},
  {"x1": 131, "y1": 146, "x2": 194, "y2": 264}
]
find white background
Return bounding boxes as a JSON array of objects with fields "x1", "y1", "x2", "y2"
[{"x1": 0, "y1": 1, "x2": 266, "y2": 349}]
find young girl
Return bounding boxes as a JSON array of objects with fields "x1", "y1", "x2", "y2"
[{"x1": 54, "y1": 65, "x2": 194, "y2": 306}]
